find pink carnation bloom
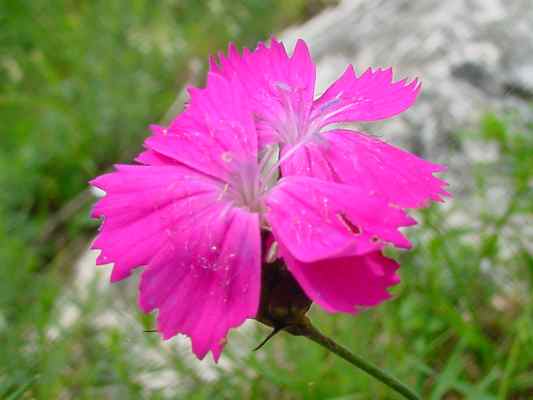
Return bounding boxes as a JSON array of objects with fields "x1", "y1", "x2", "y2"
[
  {"x1": 209, "y1": 39, "x2": 449, "y2": 208},
  {"x1": 90, "y1": 39, "x2": 448, "y2": 361}
]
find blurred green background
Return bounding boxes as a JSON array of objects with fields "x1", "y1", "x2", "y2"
[{"x1": 1, "y1": 1, "x2": 532, "y2": 399}]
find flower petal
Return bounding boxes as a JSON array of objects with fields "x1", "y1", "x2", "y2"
[
  {"x1": 279, "y1": 243, "x2": 400, "y2": 313},
  {"x1": 312, "y1": 66, "x2": 420, "y2": 127},
  {"x1": 138, "y1": 207, "x2": 261, "y2": 361},
  {"x1": 91, "y1": 164, "x2": 261, "y2": 360},
  {"x1": 135, "y1": 149, "x2": 181, "y2": 166},
  {"x1": 211, "y1": 39, "x2": 316, "y2": 148},
  {"x1": 213, "y1": 39, "x2": 315, "y2": 104},
  {"x1": 90, "y1": 164, "x2": 224, "y2": 282},
  {"x1": 288, "y1": 38, "x2": 316, "y2": 104},
  {"x1": 281, "y1": 129, "x2": 449, "y2": 209},
  {"x1": 146, "y1": 72, "x2": 257, "y2": 181},
  {"x1": 265, "y1": 176, "x2": 415, "y2": 263}
]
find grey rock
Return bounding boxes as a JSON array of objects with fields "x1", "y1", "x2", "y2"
[
  {"x1": 283, "y1": 0, "x2": 533, "y2": 260},
  {"x1": 282, "y1": 0, "x2": 533, "y2": 165}
]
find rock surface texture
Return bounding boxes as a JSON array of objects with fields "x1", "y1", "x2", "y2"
[{"x1": 283, "y1": 0, "x2": 533, "y2": 165}]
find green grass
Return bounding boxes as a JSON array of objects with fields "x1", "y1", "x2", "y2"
[{"x1": 1, "y1": 1, "x2": 532, "y2": 399}]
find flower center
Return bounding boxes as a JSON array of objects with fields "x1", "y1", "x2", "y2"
[
  {"x1": 270, "y1": 82, "x2": 315, "y2": 145},
  {"x1": 223, "y1": 145, "x2": 280, "y2": 215},
  {"x1": 221, "y1": 83, "x2": 340, "y2": 215}
]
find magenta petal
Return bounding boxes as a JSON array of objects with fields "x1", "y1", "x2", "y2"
[
  {"x1": 91, "y1": 163, "x2": 261, "y2": 360},
  {"x1": 312, "y1": 66, "x2": 420, "y2": 127},
  {"x1": 288, "y1": 39, "x2": 316, "y2": 104},
  {"x1": 265, "y1": 176, "x2": 415, "y2": 263},
  {"x1": 210, "y1": 39, "x2": 316, "y2": 149},
  {"x1": 135, "y1": 149, "x2": 181, "y2": 166},
  {"x1": 138, "y1": 208, "x2": 261, "y2": 361},
  {"x1": 281, "y1": 129, "x2": 450, "y2": 209},
  {"x1": 90, "y1": 164, "x2": 224, "y2": 282},
  {"x1": 146, "y1": 73, "x2": 257, "y2": 181},
  {"x1": 214, "y1": 39, "x2": 315, "y2": 100},
  {"x1": 279, "y1": 243, "x2": 400, "y2": 313}
]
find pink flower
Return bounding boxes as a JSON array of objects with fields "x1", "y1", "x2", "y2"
[
  {"x1": 90, "y1": 39, "x2": 448, "y2": 361},
  {"x1": 210, "y1": 39, "x2": 449, "y2": 208}
]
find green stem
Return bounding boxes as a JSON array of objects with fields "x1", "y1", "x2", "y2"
[{"x1": 297, "y1": 318, "x2": 421, "y2": 400}]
